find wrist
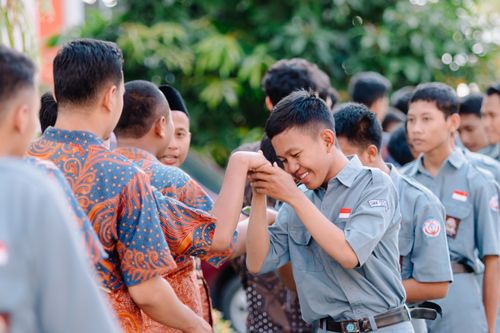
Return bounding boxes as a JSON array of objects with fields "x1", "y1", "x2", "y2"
[{"x1": 287, "y1": 187, "x2": 305, "y2": 208}]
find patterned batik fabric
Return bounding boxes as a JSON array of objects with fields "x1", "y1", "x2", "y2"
[
  {"x1": 28, "y1": 128, "x2": 177, "y2": 332},
  {"x1": 24, "y1": 156, "x2": 106, "y2": 264},
  {"x1": 233, "y1": 256, "x2": 312, "y2": 333}
]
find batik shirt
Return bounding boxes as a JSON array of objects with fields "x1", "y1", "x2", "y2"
[
  {"x1": 115, "y1": 146, "x2": 234, "y2": 268},
  {"x1": 24, "y1": 156, "x2": 106, "y2": 264},
  {"x1": 28, "y1": 128, "x2": 176, "y2": 331}
]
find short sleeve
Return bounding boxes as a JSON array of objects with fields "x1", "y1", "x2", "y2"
[
  {"x1": 473, "y1": 180, "x2": 500, "y2": 259},
  {"x1": 344, "y1": 175, "x2": 399, "y2": 266},
  {"x1": 117, "y1": 172, "x2": 177, "y2": 287},
  {"x1": 153, "y1": 191, "x2": 235, "y2": 268},
  {"x1": 259, "y1": 205, "x2": 291, "y2": 274},
  {"x1": 411, "y1": 193, "x2": 453, "y2": 282}
]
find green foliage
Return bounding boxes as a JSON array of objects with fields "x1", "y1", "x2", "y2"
[{"x1": 57, "y1": 0, "x2": 500, "y2": 165}]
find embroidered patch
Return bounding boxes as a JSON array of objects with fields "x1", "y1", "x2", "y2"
[
  {"x1": 368, "y1": 199, "x2": 388, "y2": 210},
  {"x1": 338, "y1": 208, "x2": 352, "y2": 219},
  {"x1": 452, "y1": 190, "x2": 468, "y2": 202},
  {"x1": 0, "y1": 242, "x2": 8, "y2": 266},
  {"x1": 445, "y1": 215, "x2": 461, "y2": 239},
  {"x1": 490, "y1": 194, "x2": 499, "y2": 212},
  {"x1": 422, "y1": 219, "x2": 441, "y2": 237}
]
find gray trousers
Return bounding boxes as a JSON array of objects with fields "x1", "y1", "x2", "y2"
[{"x1": 426, "y1": 272, "x2": 487, "y2": 333}]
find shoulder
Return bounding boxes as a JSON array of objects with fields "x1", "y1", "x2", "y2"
[{"x1": 92, "y1": 149, "x2": 148, "y2": 183}]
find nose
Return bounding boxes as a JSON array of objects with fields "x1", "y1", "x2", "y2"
[
  {"x1": 167, "y1": 137, "x2": 179, "y2": 150},
  {"x1": 285, "y1": 159, "x2": 299, "y2": 175}
]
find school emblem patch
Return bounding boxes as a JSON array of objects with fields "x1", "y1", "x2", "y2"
[
  {"x1": 0, "y1": 313, "x2": 9, "y2": 333},
  {"x1": 490, "y1": 195, "x2": 499, "y2": 212},
  {"x1": 423, "y1": 219, "x2": 441, "y2": 237},
  {"x1": 0, "y1": 242, "x2": 8, "y2": 266}
]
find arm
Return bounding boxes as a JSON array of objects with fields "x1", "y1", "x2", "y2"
[
  {"x1": 128, "y1": 277, "x2": 211, "y2": 333},
  {"x1": 246, "y1": 192, "x2": 270, "y2": 273},
  {"x1": 210, "y1": 151, "x2": 270, "y2": 251},
  {"x1": 402, "y1": 280, "x2": 449, "y2": 303},
  {"x1": 483, "y1": 255, "x2": 499, "y2": 333}
]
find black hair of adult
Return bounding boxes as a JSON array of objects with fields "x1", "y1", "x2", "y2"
[
  {"x1": 53, "y1": 38, "x2": 123, "y2": 106},
  {"x1": 485, "y1": 82, "x2": 500, "y2": 97},
  {"x1": 39, "y1": 92, "x2": 58, "y2": 133},
  {"x1": 0, "y1": 45, "x2": 35, "y2": 108},
  {"x1": 334, "y1": 102, "x2": 383, "y2": 150},
  {"x1": 115, "y1": 80, "x2": 169, "y2": 139},
  {"x1": 390, "y1": 86, "x2": 414, "y2": 114},
  {"x1": 387, "y1": 124, "x2": 414, "y2": 166},
  {"x1": 262, "y1": 58, "x2": 322, "y2": 106},
  {"x1": 382, "y1": 108, "x2": 406, "y2": 132},
  {"x1": 158, "y1": 84, "x2": 190, "y2": 118},
  {"x1": 265, "y1": 90, "x2": 334, "y2": 140},
  {"x1": 459, "y1": 93, "x2": 483, "y2": 117},
  {"x1": 348, "y1": 71, "x2": 391, "y2": 108},
  {"x1": 409, "y1": 82, "x2": 459, "y2": 117}
]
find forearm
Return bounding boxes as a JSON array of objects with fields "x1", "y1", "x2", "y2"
[
  {"x1": 289, "y1": 191, "x2": 358, "y2": 269},
  {"x1": 483, "y1": 256, "x2": 499, "y2": 332},
  {"x1": 246, "y1": 194, "x2": 270, "y2": 273},
  {"x1": 211, "y1": 153, "x2": 249, "y2": 250},
  {"x1": 402, "y1": 279, "x2": 449, "y2": 303},
  {"x1": 129, "y1": 277, "x2": 205, "y2": 331}
]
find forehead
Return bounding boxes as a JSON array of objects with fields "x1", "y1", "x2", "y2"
[
  {"x1": 482, "y1": 94, "x2": 500, "y2": 112},
  {"x1": 408, "y1": 100, "x2": 444, "y2": 117},
  {"x1": 459, "y1": 113, "x2": 481, "y2": 124},
  {"x1": 270, "y1": 127, "x2": 317, "y2": 155},
  {"x1": 171, "y1": 111, "x2": 190, "y2": 128}
]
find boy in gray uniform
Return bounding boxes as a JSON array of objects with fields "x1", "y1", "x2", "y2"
[
  {"x1": 247, "y1": 91, "x2": 414, "y2": 333},
  {"x1": 333, "y1": 103, "x2": 453, "y2": 333},
  {"x1": 0, "y1": 44, "x2": 119, "y2": 332},
  {"x1": 403, "y1": 82, "x2": 500, "y2": 333}
]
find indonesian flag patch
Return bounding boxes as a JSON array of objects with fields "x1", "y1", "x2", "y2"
[
  {"x1": 422, "y1": 219, "x2": 441, "y2": 237},
  {"x1": 338, "y1": 208, "x2": 352, "y2": 219},
  {"x1": 490, "y1": 194, "x2": 499, "y2": 212},
  {"x1": 452, "y1": 190, "x2": 468, "y2": 202},
  {"x1": 0, "y1": 242, "x2": 8, "y2": 266}
]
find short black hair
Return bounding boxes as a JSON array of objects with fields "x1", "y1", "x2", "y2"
[
  {"x1": 265, "y1": 90, "x2": 334, "y2": 140},
  {"x1": 39, "y1": 92, "x2": 58, "y2": 133},
  {"x1": 485, "y1": 82, "x2": 500, "y2": 97},
  {"x1": 262, "y1": 58, "x2": 326, "y2": 106},
  {"x1": 382, "y1": 108, "x2": 406, "y2": 132},
  {"x1": 334, "y1": 102, "x2": 383, "y2": 150},
  {"x1": 387, "y1": 124, "x2": 414, "y2": 166},
  {"x1": 348, "y1": 71, "x2": 391, "y2": 108},
  {"x1": 459, "y1": 93, "x2": 483, "y2": 118},
  {"x1": 115, "y1": 80, "x2": 169, "y2": 138},
  {"x1": 53, "y1": 38, "x2": 123, "y2": 106},
  {"x1": 260, "y1": 135, "x2": 283, "y2": 168},
  {"x1": 391, "y1": 86, "x2": 414, "y2": 114},
  {"x1": 0, "y1": 45, "x2": 35, "y2": 111},
  {"x1": 409, "y1": 82, "x2": 458, "y2": 117}
]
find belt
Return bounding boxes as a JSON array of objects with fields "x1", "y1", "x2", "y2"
[
  {"x1": 451, "y1": 262, "x2": 473, "y2": 274},
  {"x1": 319, "y1": 306, "x2": 410, "y2": 333},
  {"x1": 409, "y1": 301, "x2": 442, "y2": 320}
]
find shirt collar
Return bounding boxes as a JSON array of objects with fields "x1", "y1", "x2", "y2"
[
  {"x1": 328, "y1": 155, "x2": 363, "y2": 188},
  {"x1": 409, "y1": 148, "x2": 465, "y2": 176},
  {"x1": 114, "y1": 146, "x2": 158, "y2": 162},
  {"x1": 43, "y1": 127, "x2": 104, "y2": 146}
]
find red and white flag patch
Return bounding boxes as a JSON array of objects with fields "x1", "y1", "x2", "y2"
[
  {"x1": 490, "y1": 194, "x2": 499, "y2": 212},
  {"x1": 338, "y1": 208, "x2": 352, "y2": 219},
  {"x1": 0, "y1": 242, "x2": 8, "y2": 266},
  {"x1": 422, "y1": 219, "x2": 441, "y2": 237},
  {"x1": 452, "y1": 190, "x2": 468, "y2": 202}
]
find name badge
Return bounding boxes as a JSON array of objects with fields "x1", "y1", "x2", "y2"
[{"x1": 445, "y1": 215, "x2": 461, "y2": 239}]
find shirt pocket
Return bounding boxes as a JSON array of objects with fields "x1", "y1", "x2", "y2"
[
  {"x1": 442, "y1": 200, "x2": 472, "y2": 240},
  {"x1": 289, "y1": 226, "x2": 324, "y2": 272}
]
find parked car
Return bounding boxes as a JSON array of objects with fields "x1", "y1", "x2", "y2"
[{"x1": 182, "y1": 151, "x2": 248, "y2": 333}]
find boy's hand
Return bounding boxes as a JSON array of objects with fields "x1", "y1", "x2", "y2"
[
  {"x1": 232, "y1": 151, "x2": 271, "y2": 171},
  {"x1": 250, "y1": 162, "x2": 300, "y2": 204}
]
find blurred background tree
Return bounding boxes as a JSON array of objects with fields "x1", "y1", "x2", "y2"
[{"x1": 51, "y1": 0, "x2": 500, "y2": 165}]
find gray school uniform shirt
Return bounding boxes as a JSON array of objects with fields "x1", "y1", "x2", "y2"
[
  {"x1": 0, "y1": 159, "x2": 119, "y2": 333},
  {"x1": 258, "y1": 156, "x2": 406, "y2": 323},
  {"x1": 478, "y1": 143, "x2": 500, "y2": 162},
  {"x1": 388, "y1": 164, "x2": 453, "y2": 283},
  {"x1": 402, "y1": 149, "x2": 500, "y2": 273}
]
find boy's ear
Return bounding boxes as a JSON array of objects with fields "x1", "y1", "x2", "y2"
[
  {"x1": 154, "y1": 116, "x2": 167, "y2": 138},
  {"x1": 265, "y1": 96, "x2": 273, "y2": 112},
  {"x1": 366, "y1": 144, "x2": 379, "y2": 163},
  {"x1": 320, "y1": 129, "x2": 335, "y2": 151},
  {"x1": 12, "y1": 103, "x2": 30, "y2": 134},
  {"x1": 101, "y1": 83, "x2": 118, "y2": 113},
  {"x1": 448, "y1": 113, "x2": 461, "y2": 132}
]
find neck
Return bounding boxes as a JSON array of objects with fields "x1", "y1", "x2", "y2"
[
  {"x1": 116, "y1": 136, "x2": 161, "y2": 157},
  {"x1": 55, "y1": 105, "x2": 108, "y2": 140},
  {"x1": 373, "y1": 156, "x2": 391, "y2": 175},
  {"x1": 324, "y1": 149, "x2": 350, "y2": 183},
  {"x1": 422, "y1": 140, "x2": 452, "y2": 176}
]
